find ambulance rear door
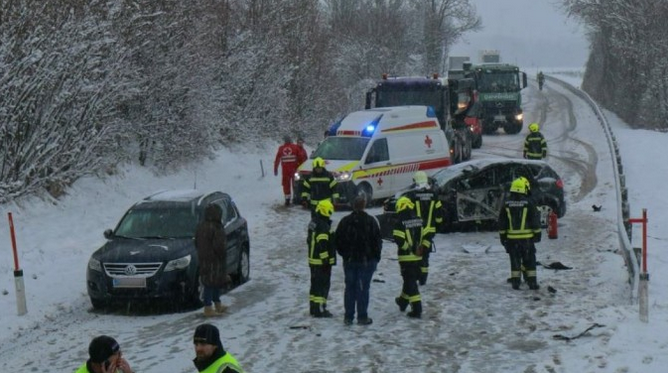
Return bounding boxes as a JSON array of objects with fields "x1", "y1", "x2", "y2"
[{"x1": 387, "y1": 129, "x2": 447, "y2": 190}]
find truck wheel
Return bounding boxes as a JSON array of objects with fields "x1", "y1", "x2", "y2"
[
  {"x1": 472, "y1": 134, "x2": 483, "y2": 149},
  {"x1": 504, "y1": 123, "x2": 522, "y2": 135}
]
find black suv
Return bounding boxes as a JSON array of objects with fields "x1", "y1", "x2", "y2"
[
  {"x1": 86, "y1": 190, "x2": 250, "y2": 309},
  {"x1": 378, "y1": 158, "x2": 566, "y2": 237}
]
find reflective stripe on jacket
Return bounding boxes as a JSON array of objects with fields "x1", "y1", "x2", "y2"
[
  {"x1": 307, "y1": 216, "x2": 335, "y2": 266},
  {"x1": 498, "y1": 195, "x2": 541, "y2": 241},
  {"x1": 393, "y1": 211, "x2": 424, "y2": 262}
]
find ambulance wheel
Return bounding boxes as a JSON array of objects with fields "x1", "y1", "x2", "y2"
[{"x1": 355, "y1": 183, "x2": 373, "y2": 207}]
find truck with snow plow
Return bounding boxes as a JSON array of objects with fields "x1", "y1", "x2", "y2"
[
  {"x1": 364, "y1": 74, "x2": 473, "y2": 164},
  {"x1": 462, "y1": 62, "x2": 527, "y2": 134}
]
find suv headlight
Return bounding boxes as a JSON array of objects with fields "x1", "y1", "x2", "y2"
[
  {"x1": 335, "y1": 171, "x2": 352, "y2": 182},
  {"x1": 164, "y1": 254, "x2": 191, "y2": 272},
  {"x1": 294, "y1": 172, "x2": 302, "y2": 181},
  {"x1": 88, "y1": 258, "x2": 102, "y2": 272},
  {"x1": 515, "y1": 113, "x2": 524, "y2": 121}
]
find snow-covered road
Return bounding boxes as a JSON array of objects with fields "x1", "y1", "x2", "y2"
[{"x1": 0, "y1": 78, "x2": 633, "y2": 372}]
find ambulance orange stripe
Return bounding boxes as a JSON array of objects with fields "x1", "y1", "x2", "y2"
[{"x1": 381, "y1": 121, "x2": 438, "y2": 132}]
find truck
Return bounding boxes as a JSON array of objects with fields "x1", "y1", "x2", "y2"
[
  {"x1": 364, "y1": 74, "x2": 472, "y2": 164},
  {"x1": 461, "y1": 62, "x2": 527, "y2": 134},
  {"x1": 480, "y1": 49, "x2": 501, "y2": 63}
]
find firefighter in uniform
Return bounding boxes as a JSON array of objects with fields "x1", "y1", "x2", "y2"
[
  {"x1": 274, "y1": 135, "x2": 307, "y2": 206},
  {"x1": 393, "y1": 197, "x2": 425, "y2": 318},
  {"x1": 307, "y1": 199, "x2": 336, "y2": 317},
  {"x1": 498, "y1": 177, "x2": 542, "y2": 290},
  {"x1": 404, "y1": 171, "x2": 444, "y2": 285},
  {"x1": 301, "y1": 157, "x2": 339, "y2": 214},
  {"x1": 523, "y1": 122, "x2": 548, "y2": 160}
]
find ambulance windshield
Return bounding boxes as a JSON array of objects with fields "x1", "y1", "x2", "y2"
[{"x1": 312, "y1": 137, "x2": 370, "y2": 161}]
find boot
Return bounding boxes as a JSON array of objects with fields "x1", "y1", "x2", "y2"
[
  {"x1": 511, "y1": 278, "x2": 521, "y2": 290},
  {"x1": 527, "y1": 278, "x2": 540, "y2": 290},
  {"x1": 310, "y1": 303, "x2": 321, "y2": 317},
  {"x1": 203, "y1": 306, "x2": 219, "y2": 317},
  {"x1": 407, "y1": 302, "x2": 422, "y2": 318},
  {"x1": 320, "y1": 305, "x2": 333, "y2": 318},
  {"x1": 285, "y1": 198, "x2": 291, "y2": 206},
  {"x1": 214, "y1": 302, "x2": 228, "y2": 313},
  {"x1": 395, "y1": 297, "x2": 408, "y2": 312}
]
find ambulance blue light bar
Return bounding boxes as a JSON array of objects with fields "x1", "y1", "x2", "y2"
[
  {"x1": 361, "y1": 115, "x2": 382, "y2": 137},
  {"x1": 426, "y1": 106, "x2": 437, "y2": 118}
]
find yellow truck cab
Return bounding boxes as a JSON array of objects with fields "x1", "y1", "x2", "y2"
[{"x1": 296, "y1": 105, "x2": 452, "y2": 206}]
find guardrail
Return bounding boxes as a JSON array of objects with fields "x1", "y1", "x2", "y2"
[{"x1": 546, "y1": 75, "x2": 639, "y2": 303}]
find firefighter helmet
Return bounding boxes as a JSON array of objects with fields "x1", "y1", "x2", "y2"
[
  {"x1": 315, "y1": 199, "x2": 334, "y2": 217},
  {"x1": 519, "y1": 176, "x2": 531, "y2": 193},
  {"x1": 529, "y1": 123, "x2": 540, "y2": 133},
  {"x1": 413, "y1": 171, "x2": 429, "y2": 188},
  {"x1": 395, "y1": 196, "x2": 415, "y2": 212},
  {"x1": 312, "y1": 157, "x2": 325, "y2": 168},
  {"x1": 510, "y1": 177, "x2": 528, "y2": 195}
]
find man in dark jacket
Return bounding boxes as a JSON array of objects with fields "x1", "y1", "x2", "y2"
[
  {"x1": 335, "y1": 196, "x2": 382, "y2": 325},
  {"x1": 393, "y1": 197, "x2": 425, "y2": 318},
  {"x1": 193, "y1": 323, "x2": 244, "y2": 372},
  {"x1": 307, "y1": 199, "x2": 336, "y2": 317},
  {"x1": 404, "y1": 171, "x2": 444, "y2": 285},
  {"x1": 195, "y1": 203, "x2": 231, "y2": 317},
  {"x1": 498, "y1": 177, "x2": 542, "y2": 290}
]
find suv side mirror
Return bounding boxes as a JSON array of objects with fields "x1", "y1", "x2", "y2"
[{"x1": 103, "y1": 229, "x2": 113, "y2": 239}]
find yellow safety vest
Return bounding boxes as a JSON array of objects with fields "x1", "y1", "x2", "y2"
[{"x1": 200, "y1": 352, "x2": 244, "y2": 373}]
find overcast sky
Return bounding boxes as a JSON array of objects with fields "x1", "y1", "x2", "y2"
[{"x1": 450, "y1": 0, "x2": 589, "y2": 68}]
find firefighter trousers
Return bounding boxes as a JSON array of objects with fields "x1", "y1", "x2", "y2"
[
  {"x1": 398, "y1": 262, "x2": 422, "y2": 315},
  {"x1": 309, "y1": 265, "x2": 331, "y2": 314}
]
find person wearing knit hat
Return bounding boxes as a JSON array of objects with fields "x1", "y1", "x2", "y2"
[
  {"x1": 74, "y1": 335, "x2": 134, "y2": 373},
  {"x1": 192, "y1": 323, "x2": 244, "y2": 372}
]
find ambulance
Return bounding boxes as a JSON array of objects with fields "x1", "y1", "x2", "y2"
[{"x1": 295, "y1": 105, "x2": 452, "y2": 206}]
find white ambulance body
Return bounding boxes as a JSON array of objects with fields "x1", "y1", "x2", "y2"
[{"x1": 296, "y1": 105, "x2": 452, "y2": 205}]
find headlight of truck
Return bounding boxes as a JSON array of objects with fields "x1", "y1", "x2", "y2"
[
  {"x1": 515, "y1": 113, "x2": 524, "y2": 121},
  {"x1": 164, "y1": 254, "x2": 191, "y2": 272},
  {"x1": 335, "y1": 171, "x2": 352, "y2": 182},
  {"x1": 88, "y1": 258, "x2": 102, "y2": 272},
  {"x1": 294, "y1": 172, "x2": 302, "y2": 181}
]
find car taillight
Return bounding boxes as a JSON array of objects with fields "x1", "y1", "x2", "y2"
[{"x1": 556, "y1": 179, "x2": 564, "y2": 189}]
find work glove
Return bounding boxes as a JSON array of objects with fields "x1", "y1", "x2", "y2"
[
  {"x1": 533, "y1": 232, "x2": 542, "y2": 243},
  {"x1": 415, "y1": 245, "x2": 426, "y2": 257},
  {"x1": 274, "y1": 170, "x2": 278, "y2": 176}
]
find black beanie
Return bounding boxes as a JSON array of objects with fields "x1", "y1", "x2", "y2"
[
  {"x1": 89, "y1": 335, "x2": 120, "y2": 363},
  {"x1": 193, "y1": 324, "x2": 221, "y2": 347}
]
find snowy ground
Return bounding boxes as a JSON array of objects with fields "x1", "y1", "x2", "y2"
[{"x1": 1, "y1": 72, "x2": 667, "y2": 372}]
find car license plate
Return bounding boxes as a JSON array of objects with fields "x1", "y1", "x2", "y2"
[
  {"x1": 494, "y1": 115, "x2": 505, "y2": 121},
  {"x1": 112, "y1": 277, "x2": 146, "y2": 288}
]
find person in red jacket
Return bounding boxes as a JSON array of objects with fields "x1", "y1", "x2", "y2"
[{"x1": 274, "y1": 135, "x2": 305, "y2": 206}]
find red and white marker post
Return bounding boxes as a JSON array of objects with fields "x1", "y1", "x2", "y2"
[
  {"x1": 7, "y1": 212, "x2": 28, "y2": 316},
  {"x1": 629, "y1": 208, "x2": 649, "y2": 323}
]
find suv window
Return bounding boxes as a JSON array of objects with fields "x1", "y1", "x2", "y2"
[{"x1": 115, "y1": 206, "x2": 198, "y2": 238}]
